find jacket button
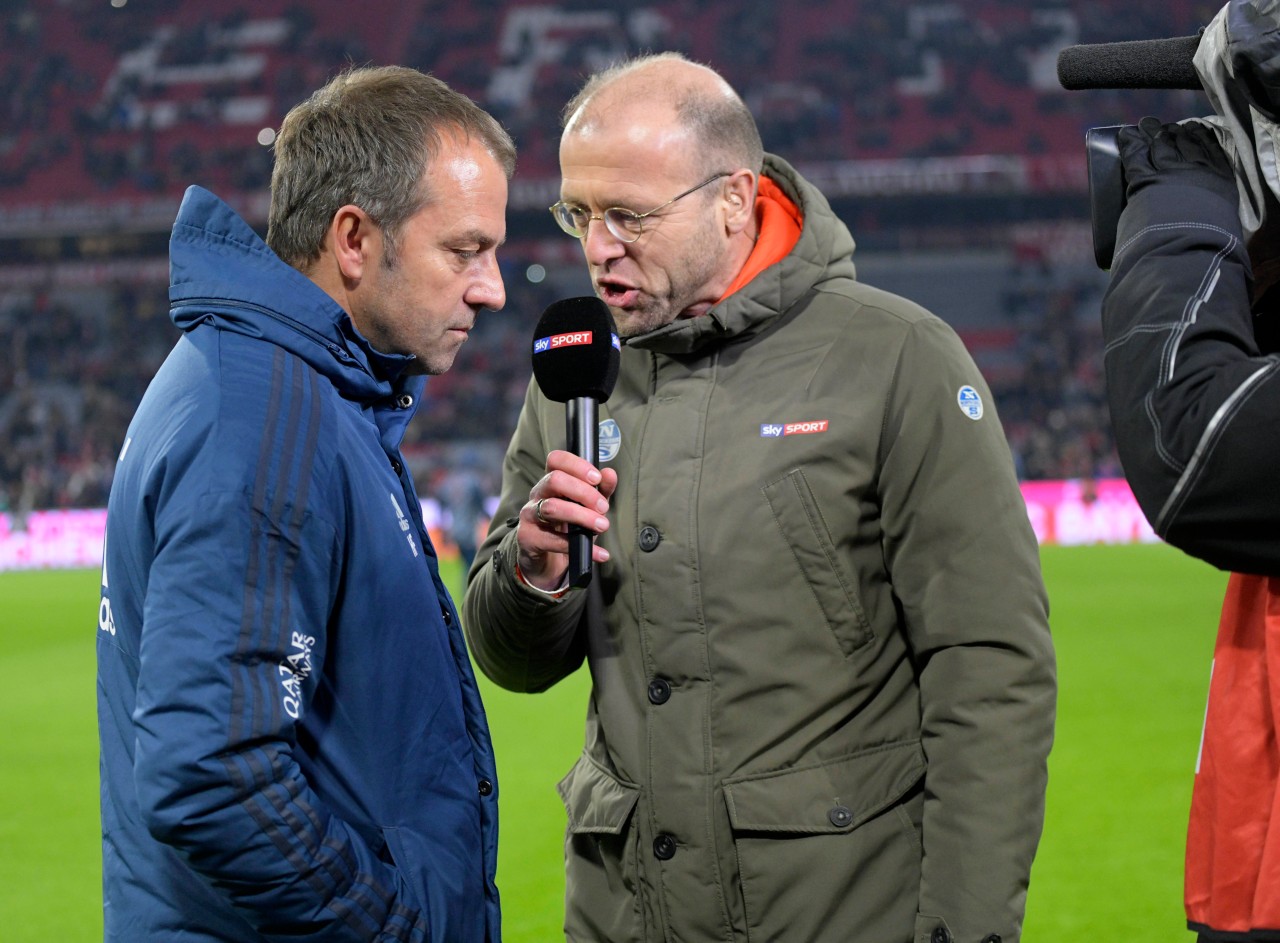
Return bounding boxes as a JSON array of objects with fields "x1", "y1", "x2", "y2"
[
  {"x1": 477, "y1": 779, "x2": 493, "y2": 797},
  {"x1": 391, "y1": 459, "x2": 403, "y2": 475},
  {"x1": 638, "y1": 525, "x2": 661, "y2": 552},
  {"x1": 440, "y1": 606, "x2": 453, "y2": 626},
  {"x1": 396, "y1": 393, "x2": 414, "y2": 409},
  {"x1": 981, "y1": 936, "x2": 1002, "y2": 943},
  {"x1": 827, "y1": 805, "x2": 853, "y2": 828},
  {"x1": 931, "y1": 927, "x2": 951, "y2": 943},
  {"x1": 647, "y1": 678, "x2": 671, "y2": 704},
  {"x1": 652, "y1": 834, "x2": 676, "y2": 860}
]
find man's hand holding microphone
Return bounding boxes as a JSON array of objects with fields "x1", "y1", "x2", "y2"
[{"x1": 519, "y1": 297, "x2": 621, "y2": 593}]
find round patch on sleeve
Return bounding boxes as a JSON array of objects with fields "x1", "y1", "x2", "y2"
[{"x1": 957, "y1": 385, "x2": 984, "y2": 421}]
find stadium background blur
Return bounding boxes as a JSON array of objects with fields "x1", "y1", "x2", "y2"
[
  {"x1": 0, "y1": 0, "x2": 1211, "y2": 537},
  {"x1": 0, "y1": 3, "x2": 1233, "y2": 938}
]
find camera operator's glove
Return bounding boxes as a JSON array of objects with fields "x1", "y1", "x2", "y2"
[{"x1": 1118, "y1": 116, "x2": 1237, "y2": 204}]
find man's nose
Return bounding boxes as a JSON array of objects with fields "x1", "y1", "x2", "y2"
[
  {"x1": 581, "y1": 216, "x2": 627, "y2": 266},
  {"x1": 470, "y1": 256, "x2": 506, "y2": 311}
]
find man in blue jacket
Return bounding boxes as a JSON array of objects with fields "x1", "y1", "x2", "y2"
[{"x1": 96, "y1": 65, "x2": 513, "y2": 942}]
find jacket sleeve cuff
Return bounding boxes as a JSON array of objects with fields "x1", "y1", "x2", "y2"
[
  {"x1": 489, "y1": 525, "x2": 574, "y2": 607},
  {"x1": 514, "y1": 560, "x2": 570, "y2": 600}
]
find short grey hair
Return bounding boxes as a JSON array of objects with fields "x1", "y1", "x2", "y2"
[{"x1": 267, "y1": 65, "x2": 516, "y2": 270}]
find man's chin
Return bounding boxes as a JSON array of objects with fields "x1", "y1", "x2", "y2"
[
  {"x1": 413, "y1": 349, "x2": 460, "y2": 377},
  {"x1": 611, "y1": 307, "x2": 666, "y2": 339}
]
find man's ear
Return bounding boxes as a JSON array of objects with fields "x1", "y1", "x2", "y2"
[
  {"x1": 723, "y1": 169, "x2": 757, "y2": 234},
  {"x1": 329, "y1": 204, "x2": 375, "y2": 283}
]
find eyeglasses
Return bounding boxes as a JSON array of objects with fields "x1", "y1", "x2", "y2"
[{"x1": 549, "y1": 172, "x2": 731, "y2": 243}]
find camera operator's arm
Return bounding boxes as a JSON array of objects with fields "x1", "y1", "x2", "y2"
[{"x1": 1103, "y1": 116, "x2": 1280, "y2": 573}]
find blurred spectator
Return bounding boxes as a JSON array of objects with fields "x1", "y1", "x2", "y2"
[{"x1": 438, "y1": 466, "x2": 494, "y2": 570}]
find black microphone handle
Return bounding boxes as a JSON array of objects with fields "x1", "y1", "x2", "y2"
[{"x1": 565, "y1": 397, "x2": 598, "y2": 588}]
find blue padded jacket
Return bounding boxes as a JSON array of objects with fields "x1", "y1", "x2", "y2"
[{"x1": 96, "y1": 186, "x2": 500, "y2": 942}]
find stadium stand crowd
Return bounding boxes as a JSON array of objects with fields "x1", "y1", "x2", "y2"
[{"x1": 0, "y1": 0, "x2": 1218, "y2": 515}]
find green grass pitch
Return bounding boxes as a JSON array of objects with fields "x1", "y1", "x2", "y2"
[{"x1": 0, "y1": 542, "x2": 1228, "y2": 940}]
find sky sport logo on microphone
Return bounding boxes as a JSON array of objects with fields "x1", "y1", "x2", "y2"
[{"x1": 533, "y1": 331, "x2": 593, "y2": 354}]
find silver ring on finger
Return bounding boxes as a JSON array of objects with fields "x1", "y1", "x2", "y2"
[{"x1": 535, "y1": 497, "x2": 551, "y2": 524}]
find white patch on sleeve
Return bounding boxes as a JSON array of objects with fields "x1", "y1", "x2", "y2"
[{"x1": 957, "y1": 385, "x2": 984, "y2": 421}]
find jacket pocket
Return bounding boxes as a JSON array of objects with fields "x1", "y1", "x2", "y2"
[
  {"x1": 557, "y1": 753, "x2": 644, "y2": 943},
  {"x1": 380, "y1": 825, "x2": 430, "y2": 920},
  {"x1": 722, "y1": 741, "x2": 925, "y2": 943},
  {"x1": 763, "y1": 468, "x2": 874, "y2": 656}
]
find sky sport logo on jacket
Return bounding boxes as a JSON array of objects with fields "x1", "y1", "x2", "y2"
[{"x1": 760, "y1": 419, "x2": 830, "y2": 437}]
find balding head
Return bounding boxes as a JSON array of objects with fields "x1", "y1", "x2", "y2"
[
  {"x1": 554, "y1": 53, "x2": 763, "y2": 335},
  {"x1": 561, "y1": 53, "x2": 763, "y2": 181}
]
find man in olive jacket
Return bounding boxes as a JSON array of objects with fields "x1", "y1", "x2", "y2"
[{"x1": 463, "y1": 53, "x2": 1055, "y2": 943}]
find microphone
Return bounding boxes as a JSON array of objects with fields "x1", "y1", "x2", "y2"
[
  {"x1": 1057, "y1": 34, "x2": 1203, "y2": 90},
  {"x1": 530, "y1": 296, "x2": 621, "y2": 588}
]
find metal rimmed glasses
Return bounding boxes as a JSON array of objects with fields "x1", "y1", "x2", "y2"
[{"x1": 549, "y1": 172, "x2": 731, "y2": 243}]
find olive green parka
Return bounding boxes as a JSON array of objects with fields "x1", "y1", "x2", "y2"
[{"x1": 463, "y1": 155, "x2": 1055, "y2": 943}]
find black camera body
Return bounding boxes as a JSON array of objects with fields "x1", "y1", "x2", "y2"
[{"x1": 1086, "y1": 125, "x2": 1131, "y2": 270}]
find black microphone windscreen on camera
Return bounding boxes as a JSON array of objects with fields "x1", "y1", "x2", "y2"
[
  {"x1": 531, "y1": 296, "x2": 621, "y2": 403},
  {"x1": 1057, "y1": 34, "x2": 1203, "y2": 90}
]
